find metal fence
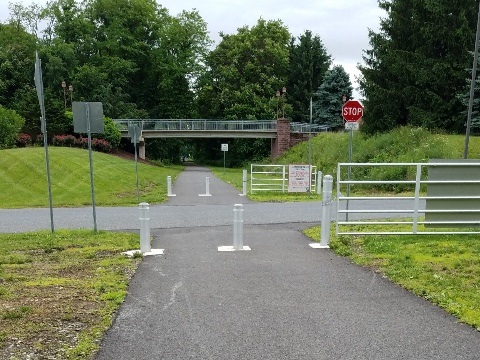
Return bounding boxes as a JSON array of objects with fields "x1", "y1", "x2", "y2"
[
  {"x1": 250, "y1": 164, "x2": 318, "y2": 193},
  {"x1": 336, "y1": 162, "x2": 480, "y2": 235}
]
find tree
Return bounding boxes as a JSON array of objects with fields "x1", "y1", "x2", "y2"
[
  {"x1": 288, "y1": 30, "x2": 331, "y2": 122},
  {"x1": 195, "y1": 19, "x2": 291, "y2": 163},
  {"x1": 0, "y1": 105, "x2": 25, "y2": 149},
  {"x1": 0, "y1": 23, "x2": 37, "y2": 107},
  {"x1": 313, "y1": 65, "x2": 353, "y2": 128},
  {"x1": 359, "y1": 0, "x2": 478, "y2": 134},
  {"x1": 458, "y1": 54, "x2": 480, "y2": 134},
  {"x1": 197, "y1": 18, "x2": 291, "y2": 120}
]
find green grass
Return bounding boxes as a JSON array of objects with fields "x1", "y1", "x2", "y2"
[
  {"x1": 0, "y1": 229, "x2": 141, "y2": 359},
  {"x1": 0, "y1": 147, "x2": 183, "y2": 208},
  {"x1": 304, "y1": 225, "x2": 480, "y2": 331}
]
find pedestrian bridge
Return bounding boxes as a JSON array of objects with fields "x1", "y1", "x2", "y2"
[{"x1": 113, "y1": 119, "x2": 330, "y2": 158}]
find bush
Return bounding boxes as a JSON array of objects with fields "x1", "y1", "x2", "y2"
[
  {"x1": 0, "y1": 106, "x2": 25, "y2": 149},
  {"x1": 101, "y1": 117, "x2": 121, "y2": 148},
  {"x1": 16, "y1": 133, "x2": 32, "y2": 147},
  {"x1": 52, "y1": 134, "x2": 76, "y2": 147},
  {"x1": 91, "y1": 138, "x2": 112, "y2": 153}
]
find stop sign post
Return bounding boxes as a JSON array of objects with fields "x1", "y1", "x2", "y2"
[
  {"x1": 342, "y1": 100, "x2": 363, "y2": 122},
  {"x1": 341, "y1": 99, "x2": 363, "y2": 222}
]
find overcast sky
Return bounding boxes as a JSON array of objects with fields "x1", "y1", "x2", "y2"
[{"x1": 0, "y1": 0, "x2": 385, "y2": 98}]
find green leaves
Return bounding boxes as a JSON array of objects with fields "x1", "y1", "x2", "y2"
[{"x1": 360, "y1": 0, "x2": 478, "y2": 134}]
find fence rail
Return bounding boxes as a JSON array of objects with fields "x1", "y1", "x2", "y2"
[{"x1": 336, "y1": 162, "x2": 480, "y2": 235}]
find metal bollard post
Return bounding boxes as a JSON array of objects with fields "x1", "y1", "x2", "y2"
[
  {"x1": 242, "y1": 169, "x2": 247, "y2": 196},
  {"x1": 316, "y1": 171, "x2": 323, "y2": 195},
  {"x1": 167, "y1": 176, "x2": 173, "y2": 196},
  {"x1": 205, "y1": 176, "x2": 211, "y2": 196},
  {"x1": 319, "y1": 175, "x2": 333, "y2": 247},
  {"x1": 233, "y1": 204, "x2": 244, "y2": 250},
  {"x1": 139, "y1": 202, "x2": 151, "y2": 253}
]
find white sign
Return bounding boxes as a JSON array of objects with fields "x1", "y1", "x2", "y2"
[
  {"x1": 345, "y1": 122, "x2": 359, "y2": 130},
  {"x1": 288, "y1": 164, "x2": 311, "y2": 193},
  {"x1": 221, "y1": 143, "x2": 228, "y2": 151}
]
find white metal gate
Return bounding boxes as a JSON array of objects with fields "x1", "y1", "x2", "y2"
[
  {"x1": 336, "y1": 162, "x2": 480, "y2": 235},
  {"x1": 250, "y1": 164, "x2": 318, "y2": 193}
]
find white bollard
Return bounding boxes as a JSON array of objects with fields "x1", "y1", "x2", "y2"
[
  {"x1": 319, "y1": 175, "x2": 333, "y2": 247},
  {"x1": 139, "y1": 202, "x2": 151, "y2": 253},
  {"x1": 205, "y1": 176, "x2": 211, "y2": 196},
  {"x1": 241, "y1": 169, "x2": 247, "y2": 196},
  {"x1": 316, "y1": 171, "x2": 323, "y2": 195},
  {"x1": 167, "y1": 176, "x2": 175, "y2": 197},
  {"x1": 233, "y1": 204, "x2": 244, "y2": 250}
]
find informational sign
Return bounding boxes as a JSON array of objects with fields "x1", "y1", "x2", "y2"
[
  {"x1": 72, "y1": 102, "x2": 104, "y2": 133},
  {"x1": 128, "y1": 125, "x2": 142, "y2": 144},
  {"x1": 221, "y1": 143, "x2": 228, "y2": 151},
  {"x1": 288, "y1": 164, "x2": 311, "y2": 193},
  {"x1": 345, "y1": 122, "x2": 359, "y2": 130}
]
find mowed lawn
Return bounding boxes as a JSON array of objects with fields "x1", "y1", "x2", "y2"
[{"x1": 0, "y1": 147, "x2": 182, "y2": 208}]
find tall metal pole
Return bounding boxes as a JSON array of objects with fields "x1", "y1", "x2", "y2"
[
  {"x1": 42, "y1": 118, "x2": 54, "y2": 233},
  {"x1": 308, "y1": 97, "x2": 312, "y2": 194},
  {"x1": 134, "y1": 127, "x2": 139, "y2": 202},
  {"x1": 86, "y1": 104, "x2": 98, "y2": 232},
  {"x1": 464, "y1": 1, "x2": 480, "y2": 159}
]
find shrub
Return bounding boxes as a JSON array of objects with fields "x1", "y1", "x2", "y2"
[
  {"x1": 91, "y1": 138, "x2": 112, "y2": 153},
  {"x1": 16, "y1": 133, "x2": 32, "y2": 147},
  {"x1": 52, "y1": 134, "x2": 76, "y2": 147},
  {"x1": 0, "y1": 106, "x2": 25, "y2": 149}
]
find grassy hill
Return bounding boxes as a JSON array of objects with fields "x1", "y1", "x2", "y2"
[
  {"x1": 0, "y1": 147, "x2": 182, "y2": 208},
  {"x1": 275, "y1": 126, "x2": 480, "y2": 176}
]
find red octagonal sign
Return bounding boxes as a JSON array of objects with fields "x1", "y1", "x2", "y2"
[{"x1": 342, "y1": 99, "x2": 364, "y2": 122}]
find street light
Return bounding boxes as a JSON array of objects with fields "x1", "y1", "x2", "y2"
[
  {"x1": 68, "y1": 84, "x2": 73, "y2": 108},
  {"x1": 275, "y1": 86, "x2": 287, "y2": 119},
  {"x1": 61, "y1": 80, "x2": 67, "y2": 111}
]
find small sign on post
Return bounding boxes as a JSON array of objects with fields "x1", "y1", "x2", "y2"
[
  {"x1": 221, "y1": 143, "x2": 228, "y2": 174},
  {"x1": 72, "y1": 102, "x2": 104, "y2": 232}
]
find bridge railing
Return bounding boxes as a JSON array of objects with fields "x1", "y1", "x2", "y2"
[
  {"x1": 113, "y1": 119, "x2": 330, "y2": 133},
  {"x1": 113, "y1": 119, "x2": 277, "y2": 132}
]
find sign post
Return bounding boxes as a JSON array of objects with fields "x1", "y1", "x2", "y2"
[
  {"x1": 342, "y1": 100, "x2": 364, "y2": 221},
  {"x1": 221, "y1": 143, "x2": 228, "y2": 174},
  {"x1": 73, "y1": 102, "x2": 104, "y2": 232},
  {"x1": 34, "y1": 51, "x2": 54, "y2": 233},
  {"x1": 128, "y1": 125, "x2": 142, "y2": 201}
]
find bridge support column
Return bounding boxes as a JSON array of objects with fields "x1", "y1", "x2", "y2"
[
  {"x1": 271, "y1": 118, "x2": 290, "y2": 158},
  {"x1": 138, "y1": 137, "x2": 145, "y2": 160}
]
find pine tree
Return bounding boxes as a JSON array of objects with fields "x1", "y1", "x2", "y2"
[
  {"x1": 313, "y1": 65, "x2": 353, "y2": 128},
  {"x1": 359, "y1": 0, "x2": 478, "y2": 134}
]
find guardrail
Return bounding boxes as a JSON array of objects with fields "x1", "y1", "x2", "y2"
[{"x1": 336, "y1": 162, "x2": 480, "y2": 235}]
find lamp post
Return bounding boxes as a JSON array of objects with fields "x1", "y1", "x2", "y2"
[
  {"x1": 68, "y1": 84, "x2": 73, "y2": 108},
  {"x1": 61, "y1": 80, "x2": 67, "y2": 111},
  {"x1": 275, "y1": 86, "x2": 287, "y2": 119}
]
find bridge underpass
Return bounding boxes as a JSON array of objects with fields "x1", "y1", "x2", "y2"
[{"x1": 113, "y1": 119, "x2": 330, "y2": 159}]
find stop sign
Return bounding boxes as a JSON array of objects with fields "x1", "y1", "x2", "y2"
[{"x1": 342, "y1": 100, "x2": 364, "y2": 122}]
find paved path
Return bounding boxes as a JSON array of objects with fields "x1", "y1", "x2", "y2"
[{"x1": 93, "y1": 165, "x2": 478, "y2": 359}]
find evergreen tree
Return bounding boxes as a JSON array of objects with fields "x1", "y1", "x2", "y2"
[
  {"x1": 458, "y1": 53, "x2": 480, "y2": 134},
  {"x1": 313, "y1": 65, "x2": 353, "y2": 128},
  {"x1": 288, "y1": 30, "x2": 331, "y2": 123},
  {"x1": 359, "y1": 0, "x2": 478, "y2": 134}
]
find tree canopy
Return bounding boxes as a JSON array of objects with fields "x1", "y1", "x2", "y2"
[{"x1": 359, "y1": 0, "x2": 478, "y2": 134}]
